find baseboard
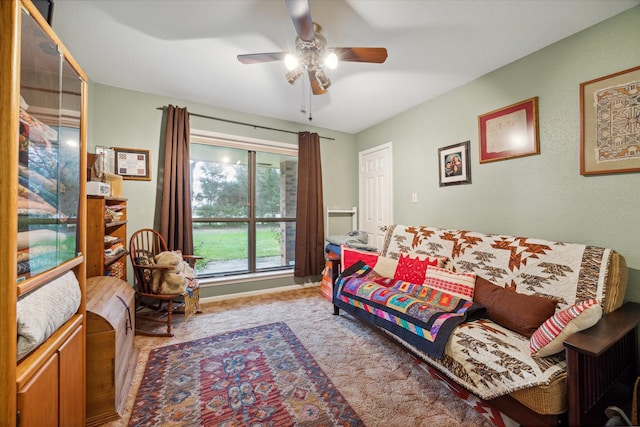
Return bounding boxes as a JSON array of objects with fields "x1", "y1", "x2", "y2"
[{"x1": 200, "y1": 282, "x2": 320, "y2": 304}]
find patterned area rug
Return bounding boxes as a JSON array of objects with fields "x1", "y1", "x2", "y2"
[{"x1": 128, "y1": 322, "x2": 363, "y2": 426}]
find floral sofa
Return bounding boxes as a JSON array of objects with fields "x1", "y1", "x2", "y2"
[{"x1": 331, "y1": 225, "x2": 638, "y2": 427}]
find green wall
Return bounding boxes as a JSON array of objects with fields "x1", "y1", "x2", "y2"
[
  {"x1": 89, "y1": 6, "x2": 640, "y2": 303},
  {"x1": 355, "y1": 6, "x2": 640, "y2": 304},
  {"x1": 87, "y1": 84, "x2": 357, "y2": 297}
]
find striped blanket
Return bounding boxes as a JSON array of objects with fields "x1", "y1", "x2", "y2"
[{"x1": 334, "y1": 261, "x2": 485, "y2": 358}]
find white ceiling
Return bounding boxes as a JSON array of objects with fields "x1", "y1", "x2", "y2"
[{"x1": 51, "y1": 0, "x2": 639, "y2": 134}]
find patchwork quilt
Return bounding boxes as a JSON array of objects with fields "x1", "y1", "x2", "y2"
[{"x1": 334, "y1": 261, "x2": 485, "y2": 359}]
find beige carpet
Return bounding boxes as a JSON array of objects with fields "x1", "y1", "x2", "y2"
[{"x1": 105, "y1": 285, "x2": 494, "y2": 427}]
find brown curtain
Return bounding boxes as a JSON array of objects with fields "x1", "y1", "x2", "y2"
[
  {"x1": 159, "y1": 105, "x2": 194, "y2": 254},
  {"x1": 294, "y1": 132, "x2": 325, "y2": 277}
]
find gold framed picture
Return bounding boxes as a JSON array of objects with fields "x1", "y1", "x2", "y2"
[{"x1": 580, "y1": 65, "x2": 640, "y2": 175}]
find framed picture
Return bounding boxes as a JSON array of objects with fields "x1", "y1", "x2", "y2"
[
  {"x1": 478, "y1": 97, "x2": 539, "y2": 163},
  {"x1": 580, "y1": 65, "x2": 640, "y2": 175},
  {"x1": 438, "y1": 141, "x2": 471, "y2": 187},
  {"x1": 113, "y1": 147, "x2": 151, "y2": 180}
]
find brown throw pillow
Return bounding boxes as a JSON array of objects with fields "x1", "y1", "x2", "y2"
[{"x1": 474, "y1": 276, "x2": 557, "y2": 338}]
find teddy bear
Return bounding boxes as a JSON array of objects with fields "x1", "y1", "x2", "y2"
[{"x1": 151, "y1": 250, "x2": 196, "y2": 295}]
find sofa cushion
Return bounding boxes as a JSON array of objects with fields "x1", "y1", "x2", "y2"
[
  {"x1": 390, "y1": 317, "x2": 568, "y2": 401},
  {"x1": 341, "y1": 245, "x2": 379, "y2": 272},
  {"x1": 530, "y1": 299, "x2": 602, "y2": 357},
  {"x1": 474, "y1": 276, "x2": 558, "y2": 338},
  {"x1": 424, "y1": 266, "x2": 476, "y2": 300},
  {"x1": 393, "y1": 253, "x2": 442, "y2": 284}
]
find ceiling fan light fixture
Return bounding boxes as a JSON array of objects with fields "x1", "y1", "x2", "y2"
[
  {"x1": 239, "y1": 3, "x2": 388, "y2": 96},
  {"x1": 286, "y1": 68, "x2": 303, "y2": 85},
  {"x1": 284, "y1": 53, "x2": 299, "y2": 71},
  {"x1": 324, "y1": 52, "x2": 338, "y2": 70},
  {"x1": 314, "y1": 68, "x2": 331, "y2": 90}
]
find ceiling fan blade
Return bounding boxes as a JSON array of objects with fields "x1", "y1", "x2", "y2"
[
  {"x1": 237, "y1": 52, "x2": 287, "y2": 64},
  {"x1": 332, "y1": 47, "x2": 388, "y2": 63},
  {"x1": 285, "y1": 0, "x2": 314, "y2": 42},
  {"x1": 308, "y1": 70, "x2": 327, "y2": 95}
]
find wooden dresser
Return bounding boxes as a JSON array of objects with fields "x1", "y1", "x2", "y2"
[{"x1": 86, "y1": 276, "x2": 139, "y2": 426}]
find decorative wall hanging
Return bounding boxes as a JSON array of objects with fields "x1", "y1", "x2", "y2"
[
  {"x1": 113, "y1": 147, "x2": 151, "y2": 180},
  {"x1": 478, "y1": 97, "x2": 539, "y2": 163},
  {"x1": 580, "y1": 65, "x2": 640, "y2": 175},
  {"x1": 438, "y1": 140, "x2": 471, "y2": 187}
]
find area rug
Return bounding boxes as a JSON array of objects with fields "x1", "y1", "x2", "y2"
[{"x1": 128, "y1": 321, "x2": 363, "y2": 426}]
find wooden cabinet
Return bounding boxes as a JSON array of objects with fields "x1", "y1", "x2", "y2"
[
  {"x1": 18, "y1": 353, "x2": 59, "y2": 427},
  {"x1": 87, "y1": 196, "x2": 128, "y2": 280},
  {"x1": 86, "y1": 276, "x2": 139, "y2": 426},
  {"x1": 58, "y1": 325, "x2": 86, "y2": 426},
  {"x1": 17, "y1": 324, "x2": 85, "y2": 427},
  {"x1": 1, "y1": 1, "x2": 88, "y2": 426}
]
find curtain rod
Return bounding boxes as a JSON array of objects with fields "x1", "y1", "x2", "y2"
[{"x1": 156, "y1": 106, "x2": 335, "y2": 141}]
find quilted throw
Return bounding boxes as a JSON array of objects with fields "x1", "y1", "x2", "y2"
[
  {"x1": 372, "y1": 225, "x2": 614, "y2": 400},
  {"x1": 335, "y1": 261, "x2": 485, "y2": 359},
  {"x1": 381, "y1": 225, "x2": 612, "y2": 311}
]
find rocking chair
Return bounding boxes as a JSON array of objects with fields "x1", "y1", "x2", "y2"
[{"x1": 129, "y1": 228, "x2": 201, "y2": 337}]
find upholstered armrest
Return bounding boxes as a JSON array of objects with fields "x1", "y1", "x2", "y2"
[{"x1": 563, "y1": 302, "x2": 640, "y2": 356}]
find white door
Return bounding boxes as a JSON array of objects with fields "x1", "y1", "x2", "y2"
[{"x1": 359, "y1": 143, "x2": 393, "y2": 250}]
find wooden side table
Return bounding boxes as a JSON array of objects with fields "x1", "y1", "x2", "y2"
[{"x1": 564, "y1": 302, "x2": 640, "y2": 427}]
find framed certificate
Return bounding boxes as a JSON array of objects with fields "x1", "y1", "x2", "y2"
[
  {"x1": 479, "y1": 97, "x2": 539, "y2": 163},
  {"x1": 113, "y1": 147, "x2": 151, "y2": 180}
]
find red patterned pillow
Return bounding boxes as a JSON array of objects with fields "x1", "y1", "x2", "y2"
[
  {"x1": 340, "y1": 245, "x2": 379, "y2": 272},
  {"x1": 529, "y1": 299, "x2": 602, "y2": 357},
  {"x1": 393, "y1": 253, "x2": 441, "y2": 284},
  {"x1": 423, "y1": 266, "x2": 476, "y2": 300}
]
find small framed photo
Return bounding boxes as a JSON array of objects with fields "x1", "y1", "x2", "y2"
[
  {"x1": 580, "y1": 65, "x2": 640, "y2": 175},
  {"x1": 438, "y1": 140, "x2": 471, "y2": 187},
  {"x1": 478, "y1": 97, "x2": 539, "y2": 163},
  {"x1": 113, "y1": 147, "x2": 151, "y2": 181}
]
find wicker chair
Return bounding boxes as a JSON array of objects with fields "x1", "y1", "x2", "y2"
[{"x1": 129, "y1": 228, "x2": 201, "y2": 337}]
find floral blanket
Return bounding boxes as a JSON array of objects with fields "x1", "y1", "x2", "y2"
[{"x1": 334, "y1": 261, "x2": 485, "y2": 359}]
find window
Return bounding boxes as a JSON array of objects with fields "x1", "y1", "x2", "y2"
[{"x1": 190, "y1": 132, "x2": 297, "y2": 277}]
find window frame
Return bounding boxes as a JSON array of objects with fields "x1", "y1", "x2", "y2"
[{"x1": 190, "y1": 130, "x2": 298, "y2": 278}]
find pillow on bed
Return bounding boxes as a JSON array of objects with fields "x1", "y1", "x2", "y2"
[
  {"x1": 340, "y1": 245, "x2": 379, "y2": 272},
  {"x1": 474, "y1": 276, "x2": 557, "y2": 338},
  {"x1": 424, "y1": 266, "x2": 476, "y2": 300},
  {"x1": 530, "y1": 299, "x2": 602, "y2": 357}
]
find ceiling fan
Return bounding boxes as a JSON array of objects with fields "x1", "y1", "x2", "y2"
[{"x1": 237, "y1": 0, "x2": 388, "y2": 95}]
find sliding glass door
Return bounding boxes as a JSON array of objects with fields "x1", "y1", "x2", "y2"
[{"x1": 190, "y1": 140, "x2": 297, "y2": 277}]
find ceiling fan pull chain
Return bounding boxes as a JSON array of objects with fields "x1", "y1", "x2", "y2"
[{"x1": 308, "y1": 87, "x2": 313, "y2": 122}]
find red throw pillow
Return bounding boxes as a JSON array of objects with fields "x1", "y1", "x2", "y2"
[
  {"x1": 474, "y1": 276, "x2": 558, "y2": 338},
  {"x1": 393, "y1": 253, "x2": 440, "y2": 284},
  {"x1": 340, "y1": 245, "x2": 379, "y2": 272}
]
